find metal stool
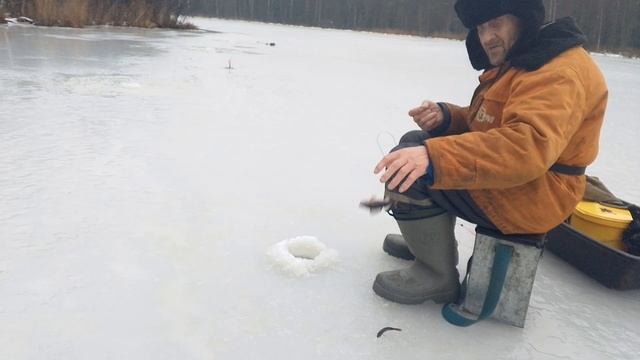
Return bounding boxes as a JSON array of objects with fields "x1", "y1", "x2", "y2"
[{"x1": 442, "y1": 227, "x2": 545, "y2": 328}]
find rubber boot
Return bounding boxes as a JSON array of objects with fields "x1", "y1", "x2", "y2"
[
  {"x1": 382, "y1": 233, "x2": 460, "y2": 266},
  {"x1": 373, "y1": 213, "x2": 460, "y2": 304},
  {"x1": 383, "y1": 234, "x2": 415, "y2": 260}
]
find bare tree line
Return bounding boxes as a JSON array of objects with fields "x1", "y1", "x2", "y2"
[
  {"x1": 2, "y1": 0, "x2": 638, "y2": 52},
  {"x1": 187, "y1": 0, "x2": 640, "y2": 53}
]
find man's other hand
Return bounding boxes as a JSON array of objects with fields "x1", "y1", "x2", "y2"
[
  {"x1": 409, "y1": 100, "x2": 444, "y2": 131},
  {"x1": 374, "y1": 146, "x2": 430, "y2": 193}
]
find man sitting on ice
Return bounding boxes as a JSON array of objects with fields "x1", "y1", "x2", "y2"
[{"x1": 370, "y1": 0, "x2": 608, "y2": 307}]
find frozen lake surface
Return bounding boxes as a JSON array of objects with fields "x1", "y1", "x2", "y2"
[{"x1": 1, "y1": 17, "x2": 639, "y2": 359}]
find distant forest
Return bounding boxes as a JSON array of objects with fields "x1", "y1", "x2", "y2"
[{"x1": 187, "y1": 0, "x2": 640, "y2": 54}]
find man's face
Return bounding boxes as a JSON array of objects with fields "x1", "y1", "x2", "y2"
[{"x1": 477, "y1": 14, "x2": 521, "y2": 66}]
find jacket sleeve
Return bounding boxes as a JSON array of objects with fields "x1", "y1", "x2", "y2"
[
  {"x1": 426, "y1": 66, "x2": 587, "y2": 190},
  {"x1": 433, "y1": 103, "x2": 471, "y2": 136}
]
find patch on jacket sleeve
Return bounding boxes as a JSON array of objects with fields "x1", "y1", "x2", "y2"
[{"x1": 474, "y1": 105, "x2": 496, "y2": 124}]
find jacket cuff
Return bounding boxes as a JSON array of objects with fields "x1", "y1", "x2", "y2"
[
  {"x1": 428, "y1": 102, "x2": 452, "y2": 136},
  {"x1": 425, "y1": 143, "x2": 435, "y2": 186}
]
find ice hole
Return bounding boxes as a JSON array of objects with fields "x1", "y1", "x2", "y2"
[
  {"x1": 287, "y1": 238, "x2": 323, "y2": 259},
  {"x1": 267, "y1": 236, "x2": 340, "y2": 277}
]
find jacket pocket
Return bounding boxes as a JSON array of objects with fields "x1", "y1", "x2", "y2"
[{"x1": 472, "y1": 95, "x2": 505, "y2": 129}]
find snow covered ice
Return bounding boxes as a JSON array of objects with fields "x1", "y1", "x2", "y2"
[{"x1": 1, "y1": 18, "x2": 640, "y2": 360}]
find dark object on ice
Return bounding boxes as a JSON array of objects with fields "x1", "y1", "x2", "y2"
[
  {"x1": 376, "y1": 327, "x2": 402, "y2": 338},
  {"x1": 359, "y1": 197, "x2": 391, "y2": 214},
  {"x1": 547, "y1": 222, "x2": 640, "y2": 290},
  {"x1": 622, "y1": 205, "x2": 640, "y2": 256},
  {"x1": 266, "y1": 42, "x2": 276, "y2": 46}
]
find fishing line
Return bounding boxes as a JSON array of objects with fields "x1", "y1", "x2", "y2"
[
  {"x1": 376, "y1": 131, "x2": 396, "y2": 156},
  {"x1": 360, "y1": 131, "x2": 397, "y2": 212}
]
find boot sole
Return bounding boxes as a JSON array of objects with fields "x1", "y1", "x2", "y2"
[{"x1": 372, "y1": 280, "x2": 459, "y2": 305}]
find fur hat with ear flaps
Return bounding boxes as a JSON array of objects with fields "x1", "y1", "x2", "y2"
[{"x1": 454, "y1": 0, "x2": 546, "y2": 70}]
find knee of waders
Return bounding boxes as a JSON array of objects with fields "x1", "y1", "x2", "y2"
[{"x1": 398, "y1": 130, "x2": 430, "y2": 145}]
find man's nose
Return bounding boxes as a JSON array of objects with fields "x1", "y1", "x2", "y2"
[{"x1": 480, "y1": 32, "x2": 495, "y2": 45}]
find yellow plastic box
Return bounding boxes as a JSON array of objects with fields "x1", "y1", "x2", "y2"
[{"x1": 570, "y1": 201, "x2": 632, "y2": 250}]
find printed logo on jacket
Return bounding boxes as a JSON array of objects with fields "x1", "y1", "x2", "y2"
[{"x1": 475, "y1": 105, "x2": 496, "y2": 124}]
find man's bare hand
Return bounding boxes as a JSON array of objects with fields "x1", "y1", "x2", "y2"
[
  {"x1": 409, "y1": 100, "x2": 444, "y2": 131},
  {"x1": 374, "y1": 146, "x2": 430, "y2": 193}
]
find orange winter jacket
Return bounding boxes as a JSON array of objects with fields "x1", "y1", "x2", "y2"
[{"x1": 426, "y1": 46, "x2": 608, "y2": 234}]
